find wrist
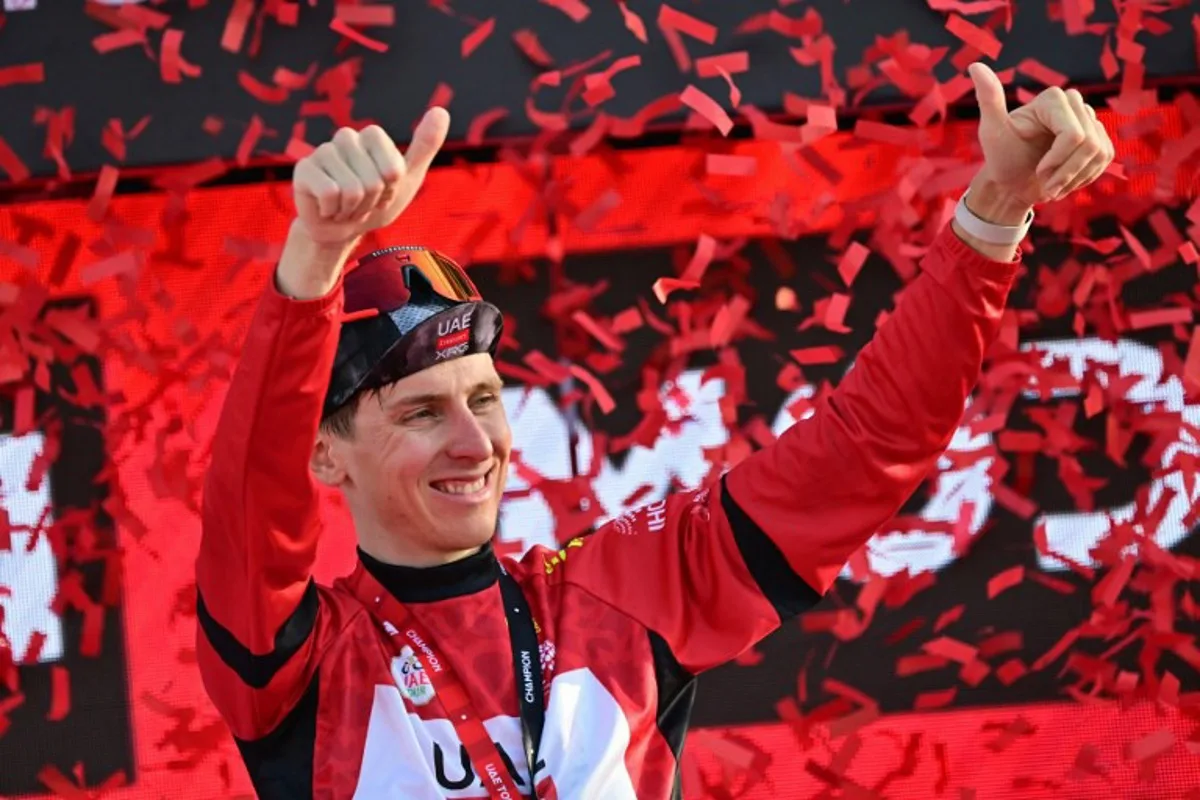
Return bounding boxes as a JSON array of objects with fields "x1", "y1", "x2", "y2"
[
  {"x1": 964, "y1": 176, "x2": 1034, "y2": 226},
  {"x1": 276, "y1": 222, "x2": 361, "y2": 301},
  {"x1": 287, "y1": 220, "x2": 362, "y2": 260}
]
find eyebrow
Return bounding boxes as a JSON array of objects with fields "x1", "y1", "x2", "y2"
[{"x1": 385, "y1": 378, "x2": 504, "y2": 410}]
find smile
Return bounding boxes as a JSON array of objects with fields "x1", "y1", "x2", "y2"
[{"x1": 430, "y1": 467, "x2": 493, "y2": 500}]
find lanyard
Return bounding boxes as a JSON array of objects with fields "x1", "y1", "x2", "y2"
[{"x1": 350, "y1": 565, "x2": 545, "y2": 799}]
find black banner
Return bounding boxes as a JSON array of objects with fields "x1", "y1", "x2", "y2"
[{"x1": 0, "y1": 0, "x2": 1196, "y2": 181}]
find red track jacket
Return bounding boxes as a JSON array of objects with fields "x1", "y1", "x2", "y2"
[{"x1": 196, "y1": 225, "x2": 1018, "y2": 799}]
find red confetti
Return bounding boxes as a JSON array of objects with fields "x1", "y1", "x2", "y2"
[
  {"x1": 239, "y1": 71, "x2": 289, "y2": 104},
  {"x1": 541, "y1": 0, "x2": 590, "y2": 22},
  {"x1": 706, "y1": 153, "x2": 757, "y2": 176},
  {"x1": 46, "y1": 666, "x2": 70, "y2": 722},
  {"x1": 87, "y1": 165, "x2": 119, "y2": 222},
  {"x1": 652, "y1": 278, "x2": 700, "y2": 304},
  {"x1": 330, "y1": 18, "x2": 389, "y2": 53},
  {"x1": 914, "y1": 688, "x2": 958, "y2": 710},
  {"x1": 513, "y1": 29, "x2": 555, "y2": 67},
  {"x1": 568, "y1": 363, "x2": 615, "y2": 414},
  {"x1": 0, "y1": 135, "x2": 31, "y2": 183},
  {"x1": 0, "y1": 63, "x2": 44, "y2": 88},
  {"x1": 462, "y1": 18, "x2": 496, "y2": 58},
  {"x1": 680, "y1": 85, "x2": 734, "y2": 136},
  {"x1": 221, "y1": 0, "x2": 255, "y2": 53},
  {"x1": 790, "y1": 346, "x2": 842, "y2": 365},
  {"x1": 334, "y1": 3, "x2": 394, "y2": 26},
  {"x1": 657, "y1": 4, "x2": 718, "y2": 43},
  {"x1": 945, "y1": 14, "x2": 1003, "y2": 59},
  {"x1": 1127, "y1": 307, "x2": 1192, "y2": 330},
  {"x1": 467, "y1": 108, "x2": 509, "y2": 145},
  {"x1": 696, "y1": 52, "x2": 750, "y2": 78},
  {"x1": 922, "y1": 636, "x2": 978, "y2": 664},
  {"x1": 1126, "y1": 729, "x2": 1174, "y2": 763},
  {"x1": 428, "y1": 82, "x2": 454, "y2": 111},
  {"x1": 618, "y1": 2, "x2": 648, "y2": 43},
  {"x1": 79, "y1": 250, "x2": 140, "y2": 285},
  {"x1": 1016, "y1": 58, "x2": 1068, "y2": 88},
  {"x1": 837, "y1": 242, "x2": 869, "y2": 286},
  {"x1": 235, "y1": 114, "x2": 266, "y2": 167},
  {"x1": 987, "y1": 565, "x2": 1025, "y2": 598},
  {"x1": 161, "y1": 29, "x2": 203, "y2": 84}
]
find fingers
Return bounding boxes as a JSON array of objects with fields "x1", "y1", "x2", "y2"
[
  {"x1": 360, "y1": 125, "x2": 406, "y2": 210},
  {"x1": 1033, "y1": 87, "x2": 1088, "y2": 188},
  {"x1": 292, "y1": 158, "x2": 341, "y2": 219},
  {"x1": 311, "y1": 141, "x2": 363, "y2": 221},
  {"x1": 1039, "y1": 89, "x2": 1104, "y2": 197},
  {"x1": 332, "y1": 128, "x2": 385, "y2": 220},
  {"x1": 1060, "y1": 100, "x2": 1115, "y2": 196},
  {"x1": 403, "y1": 107, "x2": 451, "y2": 185},
  {"x1": 294, "y1": 113, "x2": 446, "y2": 227}
]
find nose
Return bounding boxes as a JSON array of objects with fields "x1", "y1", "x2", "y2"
[{"x1": 445, "y1": 405, "x2": 494, "y2": 462}]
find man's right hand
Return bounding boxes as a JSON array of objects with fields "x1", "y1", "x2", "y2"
[
  {"x1": 293, "y1": 108, "x2": 451, "y2": 246},
  {"x1": 276, "y1": 109, "x2": 450, "y2": 300}
]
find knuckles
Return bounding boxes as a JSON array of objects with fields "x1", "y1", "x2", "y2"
[{"x1": 332, "y1": 127, "x2": 360, "y2": 146}]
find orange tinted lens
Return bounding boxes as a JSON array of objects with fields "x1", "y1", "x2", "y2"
[{"x1": 410, "y1": 250, "x2": 481, "y2": 302}]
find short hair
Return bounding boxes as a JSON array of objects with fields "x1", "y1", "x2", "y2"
[{"x1": 318, "y1": 389, "x2": 373, "y2": 439}]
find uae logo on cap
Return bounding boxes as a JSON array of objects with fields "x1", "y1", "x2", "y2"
[{"x1": 436, "y1": 308, "x2": 474, "y2": 359}]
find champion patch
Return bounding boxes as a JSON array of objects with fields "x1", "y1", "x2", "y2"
[{"x1": 392, "y1": 646, "x2": 436, "y2": 706}]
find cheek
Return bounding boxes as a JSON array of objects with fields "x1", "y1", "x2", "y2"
[
  {"x1": 375, "y1": 432, "x2": 439, "y2": 487},
  {"x1": 486, "y1": 413, "x2": 513, "y2": 456}
]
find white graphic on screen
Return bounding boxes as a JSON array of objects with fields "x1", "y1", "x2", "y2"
[
  {"x1": 1021, "y1": 339, "x2": 1199, "y2": 571},
  {"x1": 497, "y1": 338, "x2": 1198, "y2": 578},
  {"x1": 0, "y1": 431, "x2": 63, "y2": 663}
]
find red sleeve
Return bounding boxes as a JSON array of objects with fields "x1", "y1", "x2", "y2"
[
  {"x1": 194, "y1": 271, "x2": 346, "y2": 741},
  {"x1": 544, "y1": 225, "x2": 1019, "y2": 674}
]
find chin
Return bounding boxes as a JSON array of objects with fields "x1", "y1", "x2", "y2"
[{"x1": 427, "y1": 502, "x2": 500, "y2": 546}]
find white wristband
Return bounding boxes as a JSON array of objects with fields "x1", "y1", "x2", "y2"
[{"x1": 954, "y1": 189, "x2": 1034, "y2": 245}]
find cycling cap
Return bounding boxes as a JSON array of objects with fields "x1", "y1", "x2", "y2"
[{"x1": 322, "y1": 246, "x2": 503, "y2": 418}]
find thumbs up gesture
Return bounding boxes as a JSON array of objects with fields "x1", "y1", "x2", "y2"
[
  {"x1": 968, "y1": 63, "x2": 1114, "y2": 208},
  {"x1": 292, "y1": 108, "x2": 451, "y2": 246}
]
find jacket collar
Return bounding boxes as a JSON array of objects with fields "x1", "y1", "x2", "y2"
[{"x1": 356, "y1": 542, "x2": 501, "y2": 603}]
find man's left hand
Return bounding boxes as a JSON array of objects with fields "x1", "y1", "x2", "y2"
[{"x1": 969, "y1": 62, "x2": 1115, "y2": 209}]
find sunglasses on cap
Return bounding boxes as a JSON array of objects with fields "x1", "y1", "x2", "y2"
[{"x1": 343, "y1": 245, "x2": 483, "y2": 312}]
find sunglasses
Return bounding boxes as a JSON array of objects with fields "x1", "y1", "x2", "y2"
[{"x1": 343, "y1": 246, "x2": 482, "y2": 315}]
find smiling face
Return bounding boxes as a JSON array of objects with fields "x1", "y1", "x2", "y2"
[{"x1": 312, "y1": 353, "x2": 511, "y2": 567}]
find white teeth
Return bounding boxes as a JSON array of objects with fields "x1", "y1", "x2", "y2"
[{"x1": 434, "y1": 476, "x2": 486, "y2": 495}]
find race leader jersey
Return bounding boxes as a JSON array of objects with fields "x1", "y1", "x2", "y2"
[{"x1": 196, "y1": 225, "x2": 1017, "y2": 799}]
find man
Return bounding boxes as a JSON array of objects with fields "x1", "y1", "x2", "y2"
[{"x1": 196, "y1": 63, "x2": 1113, "y2": 799}]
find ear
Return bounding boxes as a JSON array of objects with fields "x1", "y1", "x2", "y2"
[{"x1": 310, "y1": 432, "x2": 348, "y2": 487}]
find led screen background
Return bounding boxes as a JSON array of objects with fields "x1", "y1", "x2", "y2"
[{"x1": 0, "y1": 109, "x2": 1198, "y2": 798}]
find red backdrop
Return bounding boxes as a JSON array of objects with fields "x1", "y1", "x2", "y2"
[{"x1": 1, "y1": 101, "x2": 1200, "y2": 799}]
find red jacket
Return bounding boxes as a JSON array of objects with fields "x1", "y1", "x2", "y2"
[{"x1": 195, "y1": 225, "x2": 1017, "y2": 799}]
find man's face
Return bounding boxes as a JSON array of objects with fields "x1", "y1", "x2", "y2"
[{"x1": 316, "y1": 353, "x2": 512, "y2": 565}]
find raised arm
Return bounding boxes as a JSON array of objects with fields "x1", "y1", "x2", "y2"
[
  {"x1": 728, "y1": 65, "x2": 1117, "y2": 595},
  {"x1": 195, "y1": 112, "x2": 449, "y2": 740},
  {"x1": 536, "y1": 66, "x2": 1114, "y2": 675}
]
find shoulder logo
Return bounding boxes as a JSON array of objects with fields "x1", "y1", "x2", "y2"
[
  {"x1": 392, "y1": 646, "x2": 436, "y2": 706},
  {"x1": 543, "y1": 536, "x2": 586, "y2": 575}
]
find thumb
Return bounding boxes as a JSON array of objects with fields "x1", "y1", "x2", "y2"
[
  {"x1": 968, "y1": 63, "x2": 1008, "y2": 125},
  {"x1": 403, "y1": 107, "x2": 451, "y2": 179}
]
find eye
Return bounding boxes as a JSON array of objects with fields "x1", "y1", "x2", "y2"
[
  {"x1": 403, "y1": 408, "x2": 437, "y2": 423},
  {"x1": 472, "y1": 393, "x2": 499, "y2": 409}
]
